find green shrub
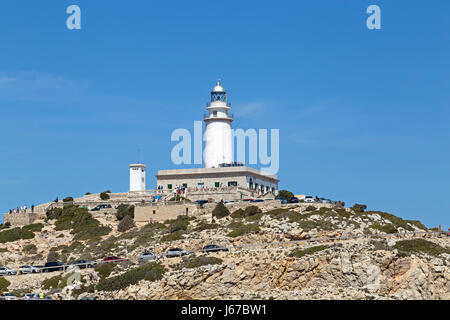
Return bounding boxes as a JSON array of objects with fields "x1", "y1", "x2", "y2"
[
  {"x1": 118, "y1": 215, "x2": 135, "y2": 232},
  {"x1": 42, "y1": 275, "x2": 66, "y2": 290},
  {"x1": 194, "y1": 222, "x2": 219, "y2": 232},
  {"x1": 243, "y1": 206, "x2": 261, "y2": 217},
  {"x1": 116, "y1": 204, "x2": 135, "y2": 221},
  {"x1": 96, "y1": 263, "x2": 165, "y2": 292},
  {"x1": 212, "y1": 202, "x2": 230, "y2": 219},
  {"x1": 371, "y1": 223, "x2": 397, "y2": 234},
  {"x1": 168, "y1": 216, "x2": 190, "y2": 233},
  {"x1": 0, "y1": 277, "x2": 10, "y2": 293},
  {"x1": 231, "y1": 209, "x2": 244, "y2": 219},
  {"x1": 276, "y1": 190, "x2": 294, "y2": 200},
  {"x1": 100, "y1": 192, "x2": 110, "y2": 200},
  {"x1": 74, "y1": 225, "x2": 111, "y2": 241},
  {"x1": 394, "y1": 239, "x2": 449, "y2": 257},
  {"x1": 95, "y1": 263, "x2": 116, "y2": 279},
  {"x1": 177, "y1": 256, "x2": 223, "y2": 269},
  {"x1": 362, "y1": 211, "x2": 417, "y2": 231},
  {"x1": 227, "y1": 223, "x2": 260, "y2": 237},
  {"x1": 289, "y1": 245, "x2": 328, "y2": 258},
  {"x1": 0, "y1": 227, "x2": 35, "y2": 243},
  {"x1": 352, "y1": 204, "x2": 367, "y2": 213},
  {"x1": 23, "y1": 244, "x2": 37, "y2": 254},
  {"x1": 305, "y1": 206, "x2": 316, "y2": 212},
  {"x1": 23, "y1": 223, "x2": 44, "y2": 233},
  {"x1": 161, "y1": 230, "x2": 184, "y2": 242},
  {"x1": 63, "y1": 197, "x2": 74, "y2": 203}
]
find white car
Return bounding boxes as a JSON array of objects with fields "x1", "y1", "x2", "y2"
[
  {"x1": 304, "y1": 196, "x2": 314, "y2": 203},
  {"x1": 224, "y1": 200, "x2": 238, "y2": 205},
  {"x1": 19, "y1": 265, "x2": 41, "y2": 274},
  {"x1": 0, "y1": 267, "x2": 17, "y2": 276},
  {"x1": 139, "y1": 252, "x2": 161, "y2": 261},
  {"x1": 22, "y1": 293, "x2": 40, "y2": 300}
]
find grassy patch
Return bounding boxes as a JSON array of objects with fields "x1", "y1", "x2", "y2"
[
  {"x1": 23, "y1": 244, "x2": 38, "y2": 254},
  {"x1": 95, "y1": 263, "x2": 117, "y2": 279},
  {"x1": 289, "y1": 245, "x2": 328, "y2": 258},
  {"x1": 96, "y1": 263, "x2": 165, "y2": 292},
  {"x1": 371, "y1": 240, "x2": 390, "y2": 251},
  {"x1": 370, "y1": 223, "x2": 398, "y2": 234},
  {"x1": 176, "y1": 256, "x2": 223, "y2": 269},
  {"x1": 361, "y1": 211, "x2": 424, "y2": 232},
  {"x1": 0, "y1": 227, "x2": 35, "y2": 243},
  {"x1": 0, "y1": 277, "x2": 10, "y2": 293},
  {"x1": 394, "y1": 239, "x2": 449, "y2": 257},
  {"x1": 161, "y1": 230, "x2": 185, "y2": 242},
  {"x1": 22, "y1": 223, "x2": 44, "y2": 232},
  {"x1": 227, "y1": 223, "x2": 260, "y2": 237},
  {"x1": 42, "y1": 275, "x2": 67, "y2": 290}
]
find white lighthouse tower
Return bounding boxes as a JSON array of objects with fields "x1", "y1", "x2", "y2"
[
  {"x1": 129, "y1": 163, "x2": 146, "y2": 192},
  {"x1": 204, "y1": 80, "x2": 234, "y2": 168}
]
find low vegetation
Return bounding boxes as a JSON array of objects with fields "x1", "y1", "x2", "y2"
[
  {"x1": 95, "y1": 263, "x2": 117, "y2": 279},
  {"x1": 96, "y1": 263, "x2": 165, "y2": 292},
  {"x1": 118, "y1": 215, "x2": 136, "y2": 232},
  {"x1": 289, "y1": 245, "x2": 328, "y2": 258},
  {"x1": 100, "y1": 192, "x2": 110, "y2": 200},
  {"x1": 116, "y1": 205, "x2": 135, "y2": 221},
  {"x1": 0, "y1": 277, "x2": 10, "y2": 293},
  {"x1": 351, "y1": 203, "x2": 367, "y2": 213},
  {"x1": 227, "y1": 223, "x2": 260, "y2": 237},
  {"x1": 42, "y1": 275, "x2": 67, "y2": 290},
  {"x1": 0, "y1": 227, "x2": 35, "y2": 243},
  {"x1": 394, "y1": 239, "x2": 449, "y2": 257},
  {"x1": 176, "y1": 256, "x2": 223, "y2": 270},
  {"x1": 46, "y1": 205, "x2": 111, "y2": 241},
  {"x1": 212, "y1": 201, "x2": 230, "y2": 219}
]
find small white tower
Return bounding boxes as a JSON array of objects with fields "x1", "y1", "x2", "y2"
[
  {"x1": 204, "y1": 79, "x2": 234, "y2": 168},
  {"x1": 129, "y1": 163, "x2": 146, "y2": 192}
]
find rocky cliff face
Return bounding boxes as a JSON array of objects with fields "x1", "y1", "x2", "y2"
[{"x1": 0, "y1": 203, "x2": 448, "y2": 300}]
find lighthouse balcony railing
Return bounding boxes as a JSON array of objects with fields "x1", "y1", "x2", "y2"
[{"x1": 203, "y1": 113, "x2": 234, "y2": 120}]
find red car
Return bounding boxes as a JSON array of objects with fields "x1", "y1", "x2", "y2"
[{"x1": 103, "y1": 256, "x2": 128, "y2": 263}]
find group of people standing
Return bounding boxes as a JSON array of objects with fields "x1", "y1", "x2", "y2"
[{"x1": 8, "y1": 204, "x2": 34, "y2": 214}]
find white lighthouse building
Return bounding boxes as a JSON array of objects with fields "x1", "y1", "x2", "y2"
[
  {"x1": 203, "y1": 80, "x2": 233, "y2": 168},
  {"x1": 129, "y1": 163, "x2": 146, "y2": 192}
]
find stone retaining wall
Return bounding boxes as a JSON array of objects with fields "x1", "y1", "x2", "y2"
[{"x1": 3, "y1": 213, "x2": 38, "y2": 226}]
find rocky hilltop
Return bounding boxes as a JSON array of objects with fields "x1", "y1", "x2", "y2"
[{"x1": 0, "y1": 202, "x2": 448, "y2": 300}]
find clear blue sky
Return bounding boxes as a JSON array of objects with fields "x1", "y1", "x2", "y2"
[{"x1": 0, "y1": 1, "x2": 449, "y2": 227}]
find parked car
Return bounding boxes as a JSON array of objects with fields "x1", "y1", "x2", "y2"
[
  {"x1": 242, "y1": 198, "x2": 253, "y2": 202},
  {"x1": 276, "y1": 197, "x2": 288, "y2": 204},
  {"x1": 43, "y1": 261, "x2": 65, "y2": 272},
  {"x1": 91, "y1": 204, "x2": 112, "y2": 211},
  {"x1": 288, "y1": 197, "x2": 299, "y2": 203},
  {"x1": 0, "y1": 267, "x2": 17, "y2": 276},
  {"x1": 250, "y1": 199, "x2": 264, "y2": 203},
  {"x1": 19, "y1": 265, "x2": 41, "y2": 274},
  {"x1": 1, "y1": 293, "x2": 17, "y2": 300},
  {"x1": 224, "y1": 200, "x2": 238, "y2": 205},
  {"x1": 103, "y1": 256, "x2": 128, "y2": 263},
  {"x1": 304, "y1": 196, "x2": 314, "y2": 203},
  {"x1": 202, "y1": 244, "x2": 229, "y2": 253},
  {"x1": 73, "y1": 260, "x2": 95, "y2": 269},
  {"x1": 139, "y1": 252, "x2": 159, "y2": 261},
  {"x1": 319, "y1": 198, "x2": 332, "y2": 203},
  {"x1": 166, "y1": 248, "x2": 190, "y2": 258}
]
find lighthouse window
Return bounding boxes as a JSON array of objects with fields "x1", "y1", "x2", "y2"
[
  {"x1": 213, "y1": 111, "x2": 217, "y2": 117},
  {"x1": 228, "y1": 181, "x2": 238, "y2": 187},
  {"x1": 168, "y1": 184, "x2": 172, "y2": 190},
  {"x1": 214, "y1": 182, "x2": 220, "y2": 188}
]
